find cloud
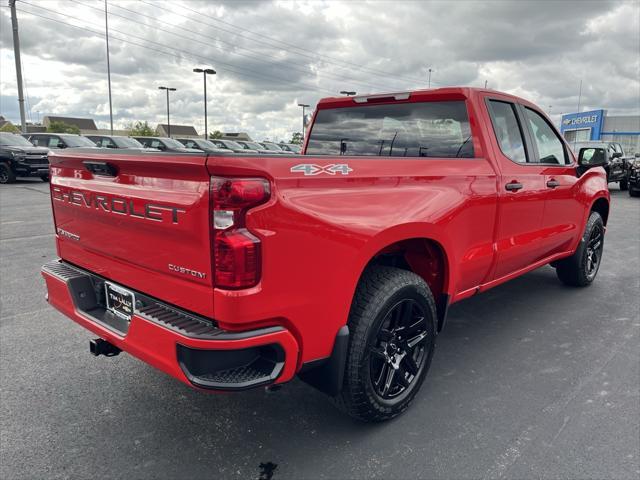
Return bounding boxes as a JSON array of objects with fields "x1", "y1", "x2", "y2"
[{"x1": 0, "y1": 0, "x2": 638, "y2": 140}]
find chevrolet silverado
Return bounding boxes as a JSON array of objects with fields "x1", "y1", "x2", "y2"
[{"x1": 42, "y1": 88, "x2": 610, "y2": 421}]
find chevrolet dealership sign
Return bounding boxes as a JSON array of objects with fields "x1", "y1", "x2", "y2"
[{"x1": 560, "y1": 109, "x2": 606, "y2": 140}]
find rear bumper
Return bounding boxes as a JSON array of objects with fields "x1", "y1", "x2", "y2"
[{"x1": 41, "y1": 260, "x2": 299, "y2": 391}]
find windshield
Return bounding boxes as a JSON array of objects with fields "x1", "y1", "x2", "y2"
[
  {"x1": 114, "y1": 137, "x2": 144, "y2": 148},
  {"x1": 221, "y1": 140, "x2": 243, "y2": 150},
  {"x1": 198, "y1": 140, "x2": 221, "y2": 149},
  {"x1": 282, "y1": 144, "x2": 301, "y2": 153},
  {"x1": 163, "y1": 138, "x2": 189, "y2": 148},
  {"x1": 242, "y1": 141, "x2": 262, "y2": 150},
  {"x1": 0, "y1": 133, "x2": 34, "y2": 146},
  {"x1": 306, "y1": 101, "x2": 474, "y2": 157},
  {"x1": 261, "y1": 143, "x2": 283, "y2": 151},
  {"x1": 62, "y1": 136, "x2": 97, "y2": 147}
]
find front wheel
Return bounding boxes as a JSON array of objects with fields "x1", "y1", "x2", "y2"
[
  {"x1": 630, "y1": 188, "x2": 640, "y2": 197},
  {"x1": 333, "y1": 266, "x2": 437, "y2": 422},
  {"x1": 619, "y1": 178, "x2": 628, "y2": 191},
  {"x1": 555, "y1": 211, "x2": 604, "y2": 286},
  {"x1": 40, "y1": 174, "x2": 49, "y2": 182},
  {"x1": 0, "y1": 163, "x2": 16, "y2": 184}
]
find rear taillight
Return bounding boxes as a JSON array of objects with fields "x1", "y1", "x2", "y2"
[{"x1": 210, "y1": 177, "x2": 270, "y2": 289}]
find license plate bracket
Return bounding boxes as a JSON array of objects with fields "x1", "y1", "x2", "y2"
[{"x1": 105, "y1": 282, "x2": 135, "y2": 321}]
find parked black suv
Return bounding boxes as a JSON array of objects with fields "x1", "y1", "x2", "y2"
[
  {"x1": 0, "y1": 132, "x2": 50, "y2": 184},
  {"x1": 627, "y1": 154, "x2": 640, "y2": 197},
  {"x1": 23, "y1": 133, "x2": 98, "y2": 150}
]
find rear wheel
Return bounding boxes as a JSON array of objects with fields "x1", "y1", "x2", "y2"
[
  {"x1": 629, "y1": 188, "x2": 640, "y2": 197},
  {"x1": 556, "y1": 211, "x2": 604, "y2": 286},
  {"x1": 0, "y1": 163, "x2": 16, "y2": 184},
  {"x1": 40, "y1": 174, "x2": 49, "y2": 182},
  {"x1": 333, "y1": 266, "x2": 437, "y2": 422}
]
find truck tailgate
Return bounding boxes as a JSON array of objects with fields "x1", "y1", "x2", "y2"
[{"x1": 49, "y1": 149, "x2": 214, "y2": 318}]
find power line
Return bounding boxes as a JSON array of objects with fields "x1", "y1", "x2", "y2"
[
  {"x1": 162, "y1": 0, "x2": 436, "y2": 86},
  {"x1": 68, "y1": 0, "x2": 396, "y2": 93},
  {"x1": 16, "y1": 4, "x2": 338, "y2": 96}
]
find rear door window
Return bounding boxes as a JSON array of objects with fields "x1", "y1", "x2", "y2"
[
  {"x1": 487, "y1": 100, "x2": 527, "y2": 164},
  {"x1": 306, "y1": 101, "x2": 474, "y2": 158}
]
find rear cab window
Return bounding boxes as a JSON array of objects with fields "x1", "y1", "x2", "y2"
[{"x1": 306, "y1": 101, "x2": 474, "y2": 158}]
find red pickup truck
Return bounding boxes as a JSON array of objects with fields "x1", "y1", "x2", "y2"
[{"x1": 42, "y1": 88, "x2": 610, "y2": 422}]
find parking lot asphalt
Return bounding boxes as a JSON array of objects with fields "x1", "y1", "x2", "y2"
[{"x1": 1, "y1": 179, "x2": 638, "y2": 480}]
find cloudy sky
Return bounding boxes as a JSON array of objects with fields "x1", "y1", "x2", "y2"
[{"x1": 1, "y1": 0, "x2": 639, "y2": 141}]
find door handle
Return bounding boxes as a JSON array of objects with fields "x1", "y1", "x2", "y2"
[
  {"x1": 546, "y1": 179, "x2": 560, "y2": 188},
  {"x1": 505, "y1": 181, "x2": 523, "y2": 192}
]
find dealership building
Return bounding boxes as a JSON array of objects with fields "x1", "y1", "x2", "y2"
[{"x1": 560, "y1": 109, "x2": 640, "y2": 155}]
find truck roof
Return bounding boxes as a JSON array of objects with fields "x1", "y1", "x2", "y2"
[{"x1": 316, "y1": 87, "x2": 528, "y2": 109}]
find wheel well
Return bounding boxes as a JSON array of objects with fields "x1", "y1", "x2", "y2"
[
  {"x1": 591, "y1": 198, "x2": 610, "y2": 225},
  {"x1": 366, "y1": 238, "x2": 449, "y2": 331}
]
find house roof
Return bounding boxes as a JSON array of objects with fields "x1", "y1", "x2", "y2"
[
  {"x1": 156, "y1": 124, "x2": 199, "y2": 136},
  {"x1": 44, "y1": 116, "x2": 97, "y2": 130}
]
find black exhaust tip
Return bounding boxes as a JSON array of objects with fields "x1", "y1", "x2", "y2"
[{"x1": 90, "y1": 338, "x2": 121, "y2": 357}]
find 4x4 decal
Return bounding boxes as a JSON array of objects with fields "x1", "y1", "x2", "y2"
[{"x1": 290, "y1": 164, "x2": 353, "y2": 176}]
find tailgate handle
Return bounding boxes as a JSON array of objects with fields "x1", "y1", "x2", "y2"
[{"x1": 83, "y1": 161, "x2": 118, "y2": 177}]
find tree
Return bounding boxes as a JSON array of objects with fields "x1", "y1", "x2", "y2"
[
  {"x1": 46, "y1": 121, "x2": 80, "y2": 134},
  {"x1": 289, "y1": 132, "x2": 303, "y2": 145},
  {"x1": 126, "y1": 121, "x2": 154, "y2": 136},
  {"x1": 209, "y1": 130, "x2": 223, "y2": 139},
  {"x1": 0, "y1": 123, "x2": 20, "y2": 133}
]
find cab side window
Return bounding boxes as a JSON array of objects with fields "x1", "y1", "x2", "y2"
[
  {"x1": 183, "y1": 140, "x2": 195, "y2": 148},
  {"x1": 488, "y1": 100, "x2": 527, "y2": 163},
  {"x1": 30, "y1": 136, "x2": 48, "y2": 147},
  {"x1": 523, "y1": 108, "x2": 568, "y2": 165}
]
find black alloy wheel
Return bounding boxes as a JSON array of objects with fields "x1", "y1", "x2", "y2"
[
  {"x1": 585, "y1": 222, "x2": 604, "y2": 281},
  {"x1": 369, "y1": 298, "x2": 429, "y2": 400}
]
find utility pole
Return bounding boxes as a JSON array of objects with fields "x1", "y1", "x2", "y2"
[
  {"x1": 428, "y1": 68, "x2": 432, "y2": 88},
  {"x1": 105, "y1": 0, "x2": 113, "y2": 134},
  {"x1": 298, "y1": 103, "x2": 310, "y2": 141},
  {"x1": 9, "y1": 0, "x2": 26, "y2": 133},
  {"x1": 158, "y1": 86, "x2": 176, "y2": 137},
  {"x1": 193, "y1": 68, "x2": 216, "y2": 139},
  {"x1": 576, "y1": 79, "x2": 583, "y2": 113},
  {"x1": 484, "y1": 80, "x2": 488, "y2": 89}
]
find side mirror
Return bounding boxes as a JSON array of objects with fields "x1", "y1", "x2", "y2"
[
  {"x1": 577, "y1": 147, "x2": 606, "y2": 176},
  {"x1": 157, "y1": 144, "x2": 167, "y2": 151},
  {"x1": 611, "y1": 151, "x2": 622, "y2": 159}
]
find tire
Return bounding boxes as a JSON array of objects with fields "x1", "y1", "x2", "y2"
[
  {"x1": 619, "y1": 178, "x2": 628, "y2": 191},
  {"x1": 332, "y1": 266, "x2": 437, "y2": 422},
  {"x1": 629, "y1": 188, "x2": 640, "y2": 197},
  {"x1": 0, "y1": 163, "x2": 16, "y2": 184},
  {"x1": 555, "y1": 211, "x2": 604, "y2": 287},
  {"x1": 40, "y1": 174, "x2": 49, "y2": 182}
]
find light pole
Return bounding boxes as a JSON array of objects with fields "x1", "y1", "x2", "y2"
[
  {"x1": 158, "y1": 86, "x2": 176, "y2": 137},
  {"x1": 428, "y1": 68, "x2": 432, "y2": 88},
  {"x1": 104, "y1": 0, "x2": 113, "y2": 135},
  {"x1": 340, "y1": 91, "x2": 356, "y2": 96},
  {"x1": 298, "y1": 103, "x2": 310, "y2": 140},
  {"x1": 193, "y1": 68, "x2": 216, "y2": 139}
]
